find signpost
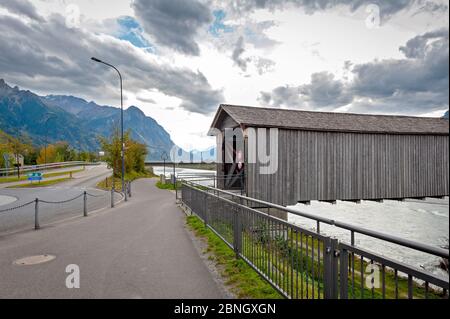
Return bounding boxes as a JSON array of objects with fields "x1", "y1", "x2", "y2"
[{"x1": 27, "y1": 172, "x2": 43, "y2": 184}]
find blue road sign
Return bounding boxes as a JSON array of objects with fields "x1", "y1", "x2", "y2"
[{"x1": 27, "y1": 172, "x2": 43, "y2": 181}]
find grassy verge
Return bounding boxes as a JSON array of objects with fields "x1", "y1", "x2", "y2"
[
  {"x1": 155, "y1": 181, "x2": 181, "y2": 190},
  {"x1": 96, "y1": 169, "x2": 157, "y2": 191},
  {"x1": 0, "y1": 175, "x2": 28, "y2": 183},
  {"x1": 0, "y1": 168, "x2": 84, "y2": 184},
  {"x1": 7, "y1": 177, "x2": 72, "y2": 188},
  {"x1": 156, "y1": 181, "x2": 210, "y2": 191},
  {"x1": 186, "y1": 215, "x2": 283, "y2": 299}
]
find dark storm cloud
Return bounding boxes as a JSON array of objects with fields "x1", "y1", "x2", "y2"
[
  {"x1": 259, "y1": 29, "x2": 449, "y2": 114},
  {"x1": 298, "y1": 72, "x2": 352, "y2": 108},
  {"x1": 1, "y1": 0, "x2": 44, "y2": 21},
  {"x1": 0, "y1": 13, "x2": 223, "y2": 114},
  {"x1": 352, "y1": 28, "x2": 448, "y2": 99},
  {"x1": 399, "y1": 28, "x2": 449, "y2": 58},
  {"x1": 258, "y1": 72, "x2": 351, "y2": 109},
  {"x1": 131, "y1": 0, "x2": 212, "y2": 56},
  {"x1": 258, "y1": 85, "x2": 303, "y2": 107}
]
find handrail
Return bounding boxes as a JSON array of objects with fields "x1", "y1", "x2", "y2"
[
  {"x1": 0, "y1": 161, "x2": 99, "y2": 174},
  {"x1": 181, "y1": 180, "x2": 449, "y2": 259}
]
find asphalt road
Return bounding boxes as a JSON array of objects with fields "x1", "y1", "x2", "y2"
[
  {"x1": 0, "y1": 165, "x2": 92, "y2": 188},
  {"x1": 0, "y1": 178, "x2": 227, "y2": 298},
  {"x1": 0, "y1": 164, "x2": 117, "y2": 234}
]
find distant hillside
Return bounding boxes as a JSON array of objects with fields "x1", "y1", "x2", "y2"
[
  {"x1": 44, "y1": 95, "x2": 175, "y2": 160},
  {"x1": 443, "y1": 110, "x2": 449, "y2": 119},
  {"x1": 0, "y1": 79, "x2": 176, "y2": 160},
  {"x1": 0, "y1": 79, "x2": 97, "y2": 150}
]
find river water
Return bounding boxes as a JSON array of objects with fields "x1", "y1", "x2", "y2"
[
  {"x1": 287, "y1": 199, "x2": 449, "y2": 278},
  {"x1": 153, "y1": 166, "x2": 449, "y2": 277}
]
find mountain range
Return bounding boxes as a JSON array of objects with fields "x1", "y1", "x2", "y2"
[{"x1": 0, "y1": 79, "x2": 175, "y2": 160}]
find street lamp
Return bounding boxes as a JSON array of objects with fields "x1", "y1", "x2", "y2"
[
  {"x1": 91, "y1": 57, "x2": 126, "y2": 200},
  {"x1": 44, "y1": 113, "x2": 56, "y2": 166},
  {"x1": 161, "y1": 151, "x2": 169, "y2": 177}
]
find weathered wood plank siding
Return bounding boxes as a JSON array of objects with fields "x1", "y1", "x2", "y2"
[{"x1": 246, "y1": 128, "x2": 449, "y2": 206}]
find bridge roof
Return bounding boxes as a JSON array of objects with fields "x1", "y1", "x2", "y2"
[{"x1": 211, "y1": 104, "x2": 449, "y2": 135}]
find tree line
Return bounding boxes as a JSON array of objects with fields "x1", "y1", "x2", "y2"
[
  {"x1": 0, "y1": 130, "x2": 99, "y2": 168},
  {"x1": 1, "y1": 127, "x2": 148, "y2": 179}
]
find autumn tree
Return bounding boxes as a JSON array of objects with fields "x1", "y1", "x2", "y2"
[
  {"x1": 2, "y1": 134, "x2": 31, "y2": 177},
  {"x1": 36, "y1": 144, "x2": 57, "y2": 164},
  {"x1": 0, "y1": 130, "x2": 10, "y2": 168},
  {"x1": 99, "y1": 126, "x2": 147, "y2": 178},
  {"x1": 125, "y1": 137, "x2": 148, "y2": 175}
]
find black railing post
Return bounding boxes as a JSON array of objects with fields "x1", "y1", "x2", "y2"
[
  {"x1": 34, "y1": 198, "x2": 39, "y2": 230},
  {"x1": 332, "y1": 239, "x2": 340, "y2": 298},
  {"x1": 180, "y1": 182, "x2": 183, "y2": 203},
  {"x1": 203, "y1": 192, "x2": 207, "y2": 227},
  {"x1": 323, "y1": 238, "x2": 340, "y2": 299},
  {"x1": 111, "y1": 185, "x2": 114, "y2": 208},
  {"x1": 233, "y1": 207, "x2": 242, "y2": 259},
  {"x1": 323, "y1": 237, "x2": 333, "y2": 299},
  {"x1": 175, "y1": 175, "x2": 178, "y2": 202},
  {"x1": 83, "y1": 191, "x2": 87, "y2": 217}
]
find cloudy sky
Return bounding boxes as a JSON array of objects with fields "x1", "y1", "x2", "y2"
[{"x1": 0, "y1": 0, "x2": 448, "y2": 150}]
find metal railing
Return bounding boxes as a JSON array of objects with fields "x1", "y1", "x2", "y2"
[
  {"x1": 0, "y1": 182, "x2": 131, "y2": 231},
  {"x1": 0, "y1": 161, "x2": 99, "y2": 176},
  {"x1": 179, "y1": 180, "x2": 449, "y2": 299},
  {"x1": 174, "y1": 173, "x2": 245, "y2": 194}
]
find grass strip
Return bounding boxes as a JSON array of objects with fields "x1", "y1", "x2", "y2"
[
  {"x1": 186, "y1": 214, "x2": 283, "y2": 299},
  {"x1": 155, "y1": 181, "x2": 181, "y2": 190},
  {"x1": 96, "y1": 169, "x2": 157, "y2": 191},
  {"x1": 7, "y1": 177, "x2": 72, "y2": 188}
]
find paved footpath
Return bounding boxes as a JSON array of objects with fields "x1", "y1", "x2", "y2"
[{"x1": 0, "y1": 178, "x2": 227, "y2": 298}]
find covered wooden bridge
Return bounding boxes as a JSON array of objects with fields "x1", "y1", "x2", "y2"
[{"x1": 210, "y1": 104, "x2": 449, "y2": 206}]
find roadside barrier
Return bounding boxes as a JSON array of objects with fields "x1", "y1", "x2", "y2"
[{"x1": 0, "y1": 182, "x2": 132, "y2": 231}]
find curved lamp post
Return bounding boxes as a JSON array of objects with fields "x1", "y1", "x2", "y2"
[{"x1": 91, "y1": 57, "x2": 126, "y2": 200}]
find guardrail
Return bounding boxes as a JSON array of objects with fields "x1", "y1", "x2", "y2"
[
  {"x1": 174, "y1": 173, "x2": 245, "y2": 193},
  {"x1": 179, "y1": 180, "x2": 449, "y2": 299},
  {"x1": 0, "y1": 161, "x2": 100, "y2": 176},
  {"x1": 0, "y1": 181, "x2": 131, "y2": 231}
]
